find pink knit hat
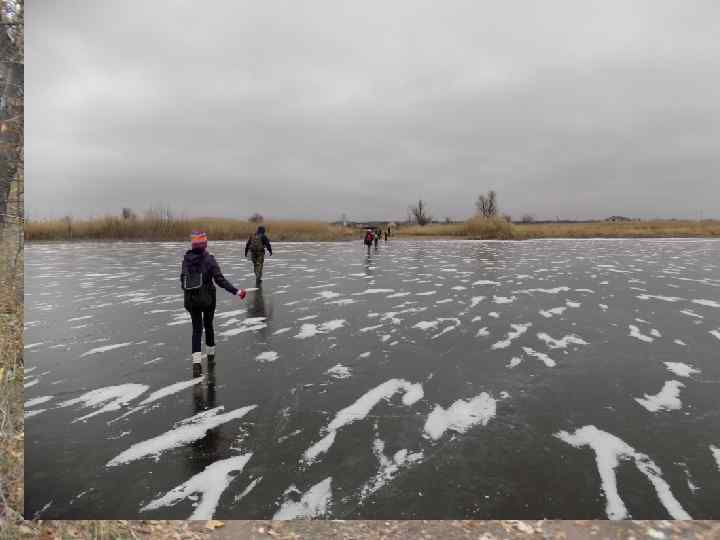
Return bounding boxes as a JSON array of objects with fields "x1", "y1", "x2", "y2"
[{"x1": 190, "y1": 231, "x2": 208, "y2": 247}]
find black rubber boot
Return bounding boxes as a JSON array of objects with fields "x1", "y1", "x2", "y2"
[{"x1": 192, "y1": 363, "x2": 202, "y2": 378}]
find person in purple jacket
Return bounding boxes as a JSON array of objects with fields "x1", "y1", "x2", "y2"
[{"x1": 181, "y1": 231, "x2": 246, "y2": 376}]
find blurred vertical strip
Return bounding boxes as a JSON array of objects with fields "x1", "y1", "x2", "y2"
[
  {"x1": 0, "y1": 0, "x2": 23, "y2": 526},
  {"x1": 0, "y1": 0, "x2": 22, "y2": 310}
]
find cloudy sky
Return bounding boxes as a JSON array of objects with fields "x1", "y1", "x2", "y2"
[{"x1": 28, "y1": 0, "x2": 720, "y2": 221}]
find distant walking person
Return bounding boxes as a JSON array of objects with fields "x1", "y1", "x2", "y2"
[
  {"x1": 181, "y1": 231, "x2": 246, "y2": 376},
  {"x1": 245, "y1": 225, "x2": 273, "y2": 283},
  {"x1": 363, "y1": 228, "x2": 374, "y2": 253},
  {"x1": 373, "y1": 228, "x2": 380, "y2": 248},
  {"x1": 384, "y1": 228, "x2": 389, "y2": 242}
]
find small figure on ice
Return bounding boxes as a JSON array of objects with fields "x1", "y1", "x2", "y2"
[
  {"x1": 181, "y1": 231, "x2": 246, "y2": 377},
  {"x1": 245, "y1": 225, "x2": 273, "y2": 284},
  {"x1": 364, "y1": 228, "x2": 374, "y2": 253}
]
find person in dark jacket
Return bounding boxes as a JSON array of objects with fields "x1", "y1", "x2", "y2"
[
  {"x1": 181, "y1": 231, "x2": 246, "y2": 376},
  {"x1": 363, "y1": 228, "x2": 373, "y2": 253},
  {"x1": 245, "y1": 225, "x2": 273, "y2": 283}
]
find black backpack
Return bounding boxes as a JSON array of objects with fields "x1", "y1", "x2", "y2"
[{"x1": 183, "y1": 259, "x2": 213, "y2": 310}]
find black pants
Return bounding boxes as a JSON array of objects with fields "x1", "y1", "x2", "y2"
[{"x1": 189, "y1": 307, "x2": 215, "y2": 353}]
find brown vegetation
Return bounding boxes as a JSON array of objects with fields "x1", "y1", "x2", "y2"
[
  {"x1": 25, "y1": 217, "x2": 356, "y2": 242},
  {"x1": 396, "y1": 218, "x2": 720, "y2": 239},
  {"x1": 397, "y1": 217, "x2": 517, "y2": 239},
  {"x1": 515, "y1": 220, "x2": 720, "y2": 238}
]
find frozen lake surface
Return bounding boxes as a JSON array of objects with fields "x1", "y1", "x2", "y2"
[{"x1": 24, "y1": 239, "x2": 720, "y2": 519}]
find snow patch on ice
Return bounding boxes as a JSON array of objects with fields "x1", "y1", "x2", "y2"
[
  {"x1": 522, "y1": 347, "x2": 556, "y2": 367},
  {"x1": 539, "y1": 307, "x2": 566, "y2": 318},
  {"x1": 141, "y1": 453, "x2": 253, "y2": 519},
  {"x1": 711, "y1": 445, "x2": 720, "y2": 472},
  {"x1": 139, "y1": 378, "x2": 203, "y2": 406},
  {"x1": 26, "y1": 395, "x2": 53, "y2": 408},
  {"x1": 80, "y1": 342, "x2": 133, "y2": 357},
  {"x1": 635, "y1": 381, "x2": 684, "y2": 412},
  {"x1": 491, "y1": 323, "x2": 532, "y2": 349},
  {"x1": 274, "y1": 477, "x2": 333, "y2": 520},
  {"x1": 536, "y1": 332, "x2": 588, "y2": 349},
  {"x1": 663, "y1": 362, "x2": 699, "y2": 378},
  {"x1": 637, "y1": 294, "x2": 683, "y2": 302},
  {"x1": 107, "y1": 405, "x2": 257, "y2": 466},
  {"x1": 59, "y1": 384, "x2": 148, "y2": 422},
  {"x1": 219, "y1": 317, "x2": 267, "y2": 337},
  {"x1": 256, "y1": 351, "x2": 279, "y2": 363},
  {"x1": 555, "y1": 425, "x2": 691, "y2": 519},
  {"x1": 692, "y1": 299, "x2": 720, "y2": 308},
  {"x1": 325, "y1": 364, "x2": 351, "y2": 379},
  {"x1": 359, "y1": 436, "x2": 423, "y2": 501},
  {"x1": 629, "y1": 325, "x2": 654, "y2": 343},
  {"x1": 353, "y1": 289, "x2": 394, "y2": 296},
  {"x1": 295, "y1": 319, "x2": 346, "y2": 339},
  {"x1": 507, "y1": 357, "x2": 522, "y2": 368},
  {"x1": 302, "y1": 379, "x2": 423, "y2": 464},
  {"x1": 423, "y1": 393, "x2": 497, "y2": 441}
]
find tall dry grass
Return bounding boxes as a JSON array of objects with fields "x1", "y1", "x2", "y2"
[
  {"x1": 397, "y1": 217, "x2": 518, "y2": 239},
  {"x1": 515, "y1": 220, "x2": 720, "y2": 238},
  {"x1": 397, "y1": 218, "x2": 720, "y2": 239},
  {"x1": 25, "y1": 217, "x2": 356, "y2": 242}
]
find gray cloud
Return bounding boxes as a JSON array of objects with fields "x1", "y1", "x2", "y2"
[{"x1": 27, "y1": 0, "x2": 720, "y2": 221}]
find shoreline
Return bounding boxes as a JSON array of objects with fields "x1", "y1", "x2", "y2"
[{"x1": 24, "y1": 234, "x2": 720, "y2": 243}]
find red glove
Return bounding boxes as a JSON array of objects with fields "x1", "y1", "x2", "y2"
[{"x1": 237, "y1": 289, "x2": 247, "y2": 299}]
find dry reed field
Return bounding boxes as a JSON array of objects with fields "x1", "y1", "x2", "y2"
[
  {"x1": 514, "y1": 219, "x2": 720, "y2": 238},
  {"x1": 397, "y1": 218, "x2": 720, "y2": 240},
  {"x1": 25, "y1": 217, "x2": 356, "y2": 242},
  {"x1": 25, "y1": 216, "x2": 720, "y2": 243}
]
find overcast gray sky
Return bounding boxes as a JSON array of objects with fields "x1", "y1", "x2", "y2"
[{"x1": 27, "y1": 0, "x2": 720, "y2": 221}]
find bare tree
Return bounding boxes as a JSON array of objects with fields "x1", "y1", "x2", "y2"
[
  {"x1": 121, "y1": 207, "x2": 136, "y2": 220},
  {"x1": 475, "y1": 190, "x2": 498, "y2": 218},
  {"x1": 408, "y1": 199, "x2": 432, "y2": 226},
  {"x1": 249, "y1": 212, "x2": 264, "y2": 223},
  {"x1": 521, "y1": 213, "x2": 535, "y2": 223},
  {"x1": 502, "y1": 214, "x2": 512, "y2": 223}
]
